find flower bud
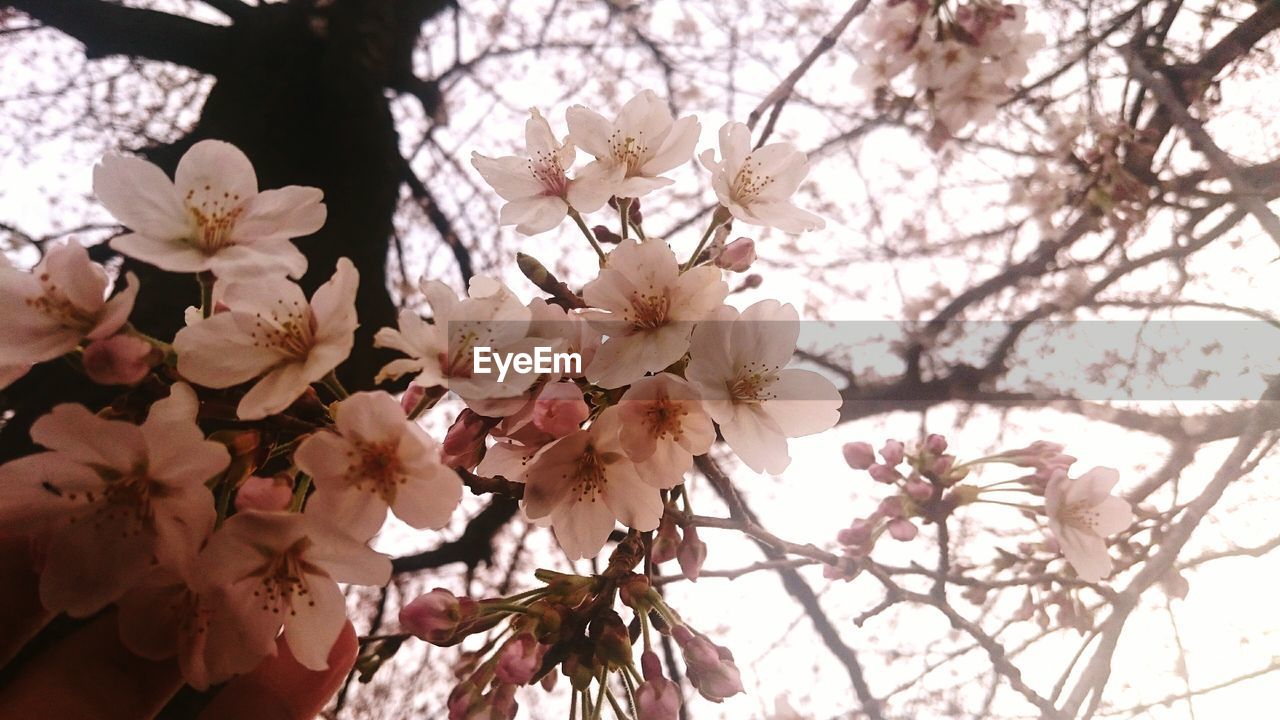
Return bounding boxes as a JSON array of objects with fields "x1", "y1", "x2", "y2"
[
  {"x1": 887, "y1": 518, "x2": 918, "y2": 541},
  {"x1": 234, "y1": 474, "x2": 293, "y2": 513},
  {"x1": 868, "y1": 463, "x2": 899, "y2": 483},
  {"x1": 531, "y1": 382, "x2": 589, "y2": 438},
  {"x1": 495, "y1": 634, "x2": 547, "y2": 685},
  {"x1": 924, "y1": 433, "x2": 948, "y2": 454},
  {"x1": 677, "y1": 524, "x2": 707, "y2": 582},
  {"x1": 447, "y1": 678, "x2": 483, "y2": 720},
  {"x1": 904, "y1": 476, "x2": 933, "y2": 503},
  {"x1": 877, "y1": 496, "x2": 905, "y2": 519},
  {"x1": 714, "y1": 237, "x2": 756, "y2": 272},
  {"x1": 619, "y1": 574, "x2": 651, "y2": 610},
  {"x1": 635, "y1": 650, "x2": 680, "y2": 720},
  {"x1": 593, "y1": 225, "x2": 622, "y2": 245},
  {"x1": 673, "y1": 626, "x2": 744, "y2": 703},
  {"x1": 82, "y1": 334, "x2": 155, "y2": 385},
  {"x1": 442, "y1": 409, "x2": 491, "y2": 469},
  {"x1": 651, "y1": 514, "x2": 681, "y2": 564},
  {"x1": 835, "y1": 518, "x2": 873, "y2": 546},
  {"x1": 842, "y1": 442, "x2": 876, "y2": 470},
  {"x1": 400, "y1": 384, "x2": 425, "y2": 415},
  {"x1": 931, "y1": 455, "x2": 956, "y2": 478},
  {"x1": 400, "y1": 588, "x2": 478, "y2": 646},
  {"x1": 879, "y1": 440, "x2": 905, "y2": 466}
]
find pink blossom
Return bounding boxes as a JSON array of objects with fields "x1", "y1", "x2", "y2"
[
  {"x1": 678, "y1": 524, "x2": 708, "y2": 581},
  {"x1": 635, "y1": 650, "x2": 681, "y2": 719},
  {"x1": 673, "y1": 626, "x2": 744, "y2": 702},
  {"x1": 400, "y1": 588, "x2": 479, "y2": 646},
  {"x1": 887, "y1": 518, "x2": 919, "y2": 541},
  {"x1": 880, "y1": 439, "x2": 905, "y2": 465}
]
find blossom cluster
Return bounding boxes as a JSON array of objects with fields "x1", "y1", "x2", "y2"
[
  {"x1": 830, "y1": 436, "x2": 1134, "y2": 584},
  {"x1": 852, "y1": 0, "x2": 1043, "y2": 143},
  {"x1": 0, "y1": 88, "x2": 836, "y2": 715}
]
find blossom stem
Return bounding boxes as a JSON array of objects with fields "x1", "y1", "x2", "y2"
[
  {"x1": 321, "y1": 370, "x2": 350, "y2": 400},
  {"x1": 681, "y1": 209, "x2": 727, "y2": 272},
  {"x1": 619, "y1": 198, "x2": 631, "y2": 241},
  {"x1": 197, "y1": 271, "x2": 215, "y2": 319},
  {"x1": 605, "y1": 684, "x2": 634, "y2": 720},
  {"x1": 407, "y1": 386, "x2": 445, "y2": 420},
  {"x1": 590, "y1": 669, "x2": 608, "y2": 720},
  {"x1": 569, "y1": 690, "x2": 579, "y2": 720},
  {"x1": 977, "y1": 499, "x2": 1040, "y2": 513},
  {"x1": 290, "y1": 473, "x2": 313, "y2": 511},
  {"x1": 569, "y1": 208, "x2": 608, "y2": 262}
]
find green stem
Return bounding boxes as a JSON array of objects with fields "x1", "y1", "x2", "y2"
[
  {"x1": 569, "y1": 208, "x2": 608, "y2": 262},
  {"x1": 407, "y1": 386, "x2": 443, "y2": 420},
  {"x1": 290, "y1": 473, "x2": 312, "y2": 512},
  {"x1": 321, "y1": 370, "x2": 350, "y2": 400},
  {"x1": 197, "y1": 271, "x2": 215, "y2": 319},
  {"x1": 619, "y1": 199, "x2": 630, "y2": 241},
  {"x1": 605, "y1": 685, "x2": 633, "y2": 720},
  {"x1": 591, "y1": 671, "x2": 608, "y2": 720},
  {"x1": 681, "y1": 209, "x2": 728, "y2": 272}
]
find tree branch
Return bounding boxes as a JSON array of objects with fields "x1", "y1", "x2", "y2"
[{"x1": 3, "y1": 0, "x2": 230, "y2": 75}]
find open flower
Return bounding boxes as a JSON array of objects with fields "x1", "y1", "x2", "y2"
[
  {"x1": 375, "y1": 276, "x2": 545, "y2": 414},
  {"x1": 0, "y1": 383, "x2": 229, "y2": 617},
  {"x1": 0, "y1": 240, "x2": 137, "y2": 376},
  {"x1": 1044, "y1": 467, "x2": 1133, "y2": 582},
  {"x1": 522, "y1": 408, "x2": 663, "y2": 559},
  {"x1": 196, "y1": 511, "x2": 391, "y2": 671},
  {"x1": 615, "y1": 373, "x2": 714, "y2": 488},
  {"x1": 582, "y1": 238, "x2": 727, "y2": 389},
  {"x1": 174, "y1": 258, "x2": 358, "y2": 420},
  {"x1": 700, "y1": 122, "x2": 824, "y2": 233},
  {"x1": 686, "y1": 300, "x2": 841, "y2": 474},
  {"x1": 294, "y1": 390, "x2": 463, "y2": 540},
  {"x1": 472, "y1": 109, "x2": 616, "y2": 234},
  {"x1": 566, "y1": 90, "x2": 700, "y2": 199},
  {"x1": 95, "y1": 140, "x2": 325, "y2": 279}
]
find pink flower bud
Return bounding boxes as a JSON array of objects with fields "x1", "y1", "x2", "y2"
[
  {"x1": 924, "y1": 433, "x2": 948, "y2": 454},
  {"x1": 447, "y1": 679, "x2": 483, "y2": 720},
  {"x1": 931, "y1": 455, "x2": 956, "y2": 477},
  {"x1": 673, "y1": 626, "x2": 744, "y2": 703},
  {"x1": 442, "y1": 409, "x2": 491, "y2": 469},
  {"x1": 842, "y1": 442, "x2": 876, "y2": 470},
  {"x1": 836, "y1": 518, "x2": 873, "y2": 546},
  {"x1": 531, "y1": 382, "x2": 589, "y2": 438},
  {"x1": 904, "y1": 476, "x2": 933, "y2": 503},
  {"x1": 234, "y1": 475, "x2": 293, "y2": 513},
  {"x1": 400, "y1": 588, "x2": 478, "y2": 646},
  {"x1": 636, "y1": 651, "x2": 681, "y2": 720},
  {"x1": 82, "y1": 334, "x2": 155, "y2": 385},
  {"x1": 495, "y1": 634, "x2": 547, "y2": 685},
  {"x1": 714, "y1": 237, "x2": 756, "y2": 272},
  {"x1": 400, "y1": 384, "x2": 426, "y2": 415},
  {"x1": 887, "y1": 518, "x2": 918, "y2": 541},
  {"x1": 879, "y1": 439, "x2": 905, "y2": 466},
  {"x1": 677, "y1": 525, "x2": 707, "y2": 581},
  {"x1": 878, "y1": 496, "x2": 905, "y2": 519},
  {"x1": 651, "y1": 514, "x2": 681, "y2": 564},
  {"x1": 868, "y1": 463, "x2": 899, "y2": 483}
]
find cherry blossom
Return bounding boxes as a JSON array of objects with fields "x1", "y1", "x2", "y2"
[
  {"x1": 615, "y1": 373, "x2": 714, "y2": 488},
  {"x1": 82, "y1": 334, "x2": 155, "y2": 385},
  {"x1": 0, "y1": 240, "x2": 138, "y2": 377},
  {"x1": 1044, "y1": 467, "x2": 1133, "y2": 582},
  {"x1": 685, "y1": 300, "x2": 841, "y2": 474},
  {"x1": 582, "y1": 238, "x2": 727, "y2": 389},
  {"x1": 375, "y1": 276, "x2": 545, "y2": 414},
  {"x1": 471, "y1": 109, "x2": 616, "y2": 234},
  {"x1": 566, "y1": 89, "x2": 700, "y2": 198},
  {"x1": 294, "y1": 390, "x2": 462, "y2": 540},
  {"x1": 195, "y1": 510, "x2": 391, "y2": 671},
  {"x1": 0, "y1": 383, "x2": 229, "y2": 616},
  {"x1": 699, "y1": 122, "x2": 824, "y2": 233},
  {"x1": 95, "y1": 139, "x2": 325, "y2": 279},
  {"x1": 522, "y1": 408, "x2": 662, "y2": 559},
  {"x1": 173, "y1": 258, "x2": 358, "y2": 420}
]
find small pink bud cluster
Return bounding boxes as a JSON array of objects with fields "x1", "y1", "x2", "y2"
[
  {"x1": 650, "y1": 513, "x2": 707, "y2": 581},
  {"x1": 672, "y1": 625, "x2": 745, "y2": 703}
]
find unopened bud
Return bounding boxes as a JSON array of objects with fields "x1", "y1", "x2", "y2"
[
  {"x1": 887, "y1": 518, "x2": 918, "y2": 541},
  {"x1": 400, "y1": 588, "x2": 479, "y2": 646},
  {"x1": 651, "y1": 514, "x2": 681, "y2": 564},
  {"x1": 904, "y1": 476, "x2": 933, "y2": 503},
  {"x1": 234, "y1": 474, "x2": 293, "y2": 513},
  {"x1": 880, "y1": 440, "x2": 905, "y2": 466},
  {"x1": 714, "y1": 237, "x2": 755, "y2": 272},
  {"x1": 677, "y1": 524, "x2": 707, "y2": 581},
  {"x1": 495, "y1": 634, "x2": 547, "y2": 685},
  {"x1": 82, "y1": 334, "x2": 155, "y2": 385},
  {"x1": 532, "y1": 382, "x2": 589, "y2": 437},
  {"x1": 842, "y1": 442, "x2": 876, "y2": 470},
  {"x1": 924, "y1": 433, "x2": 948, "y2": 454}
]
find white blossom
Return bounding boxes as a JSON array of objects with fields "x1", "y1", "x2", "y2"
[
  {"x1": 1044, "y1": 467, "x2": 1133, "y2": 582},
  {"x1": 700, "y1": 122, "x2": 825, "y2": 233},
  {"x1": 567, "y1": 90, "x2": 700, "y2": 199}
]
